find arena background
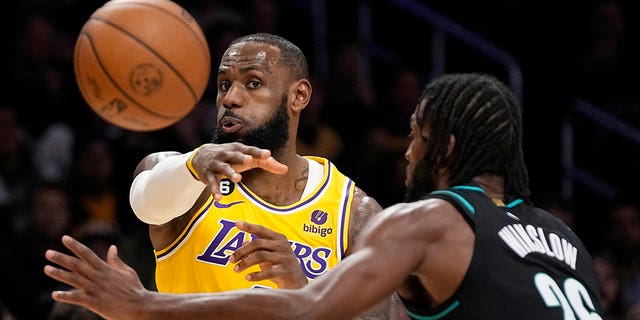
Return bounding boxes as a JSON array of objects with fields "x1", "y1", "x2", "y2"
[{"x1": 2, "y1": 0, "x2": 639, "y2": 319}]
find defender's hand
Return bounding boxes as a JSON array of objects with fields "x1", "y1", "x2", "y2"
[{"x1": 44, "y1": 235, "x2": 147, "y2": 320}]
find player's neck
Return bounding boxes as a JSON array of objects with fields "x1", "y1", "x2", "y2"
[
  {"x1": 471, "y1": 174, "x2": 505, "y2": 200},
  {"x1": 241, "y1": 154, "x2": 309, "y2": 206}
]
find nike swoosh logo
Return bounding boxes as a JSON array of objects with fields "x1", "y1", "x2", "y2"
[{"x1": 214, "y1": 200, "x2": 243, "y2": 209}]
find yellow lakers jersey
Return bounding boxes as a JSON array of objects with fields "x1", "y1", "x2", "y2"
[{"x1": 154, "y1": 156, "x2": 355, "y2": 293}]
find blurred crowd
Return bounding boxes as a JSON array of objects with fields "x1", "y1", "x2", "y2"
[{"x1": 1, "y1": 0, "x2": 639, "y2": 319}]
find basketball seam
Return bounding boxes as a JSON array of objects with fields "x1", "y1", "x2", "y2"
[
  {"x1": 102, "y1": 1, "x2": 210, "y2": 62},
  {"x1": 78, "y1": 30, "x2": 178, "y2": 120},
  {"x1": 88, "y1": 11, "x2": 206, "y2": 104}
]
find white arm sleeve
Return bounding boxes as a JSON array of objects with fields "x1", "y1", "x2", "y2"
[{"x1": 129, "y1": 152, "x2": 206, "y2": 225}]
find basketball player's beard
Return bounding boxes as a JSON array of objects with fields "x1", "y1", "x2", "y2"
[
  {"x1": 212, "y1": 96, "x2": 289, "y2": 157},
  {"x1": 404, "y1": 159, "x2": 437, "y2": 202}
]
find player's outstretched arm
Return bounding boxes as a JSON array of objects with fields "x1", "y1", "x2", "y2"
[
  {"x1": 45, "y1": 202, "x2": 424, "y2": 320},
  {"x1": 44, "y1": 235, "x2": 308, "y2": 320},
  {"x1": 129, "y1": 144, "x2": 288, "y2": 225}
]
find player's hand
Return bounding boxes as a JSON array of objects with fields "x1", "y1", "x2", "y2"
[
  {"x1": 44, "y1": 235, "x2": 147, "y2": 320},
  {"x1": 231, "y1": 221, "x2": 308, "y2": 289},
  {"x1": 191, "y1": 143, "x2": 288, "y2": 200}
]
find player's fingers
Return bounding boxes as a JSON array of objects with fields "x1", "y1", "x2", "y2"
[
  {"x1": 230, "y1": 223, "x2": 290, "y2": 264},
  {"x1": 229, "y1": 238, "x2": 261, "y2": 265},
  {"x1": 202, "y1": 163, "x2": 241, "y2": 185},
  {"x1": 204, "y1": 143, "x2": 271, "y2": 167},
  {"x1": 44, "y1": 264, "x2": 75, "y2": 287},
  {"x1": 246, "y1": 264, "x2": 308, "y2": 289},
  {"x1": 245, "y1": 264, "x2": 284, "y2": 282},
  {"x1": 44, "y1": 249, "x2": 76, "y2": 271},
  {"x1": 233, "y1": 250, "x2": 273, "y2": 273},
  {"x1": 249, "y1": 156, "x2": 288, "y2": 174},
  {"x1": 44, "y1": 248, "x2": 94, "y2": 283},
  {"x1": 263, "y1": 157, "x2": 288, "y2": 174},
  {"x1": 203, "y1": 171, "x2": 240, "y2": 200},
  {"x1": 226, "y1": 143, "x2": 272, "y2": 160},
  {"x1": 202, "y1": 171, "x2": 221, "y2": 199},
  {"x1": 235, "y1": 156, "x2": 288, "y2": 174},
  {"x1": 61, "y1": 235, "x2": 107, "y2": 269},
  {"x1": 105, "y1": 245, "x2": 129, "y2": 271},
  {"x1": 50, "y1": 288, "x2": 91, "y2": 308},
  {"x1": 43, "y1": 262, "x2": 94, "y2": 293},
  {"x1": 236, "y1": 221, "x2": 286, "y2": 240}
]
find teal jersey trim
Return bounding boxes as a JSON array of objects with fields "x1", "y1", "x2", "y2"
[
  {"x1": 430, "y1": 190, "x2": 475, "y2": 214},
  {"x1": 504, "y1": 199, "x2": 523, "y2": 208},
  {"x1": 452, "y1": 185, "x2": 484, "y2": 193},
  {"x1": 406, "y1": 300, "x2": 460, "y2": 320}
]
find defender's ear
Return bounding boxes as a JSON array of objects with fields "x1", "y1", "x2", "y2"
[
  {"x1": 436, "y1": 134, "x2": 457, "y2": 189},
  {"x1": 446, "y1": 134, "x2": 456, "y2": 158},
  {"x1": 290, "y1": 79, "x2": 312, "y2": 112},
  {"x1": 434, "y1": 134, "x2": 456, "y2": 189}
]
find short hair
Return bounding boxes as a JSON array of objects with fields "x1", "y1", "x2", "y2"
[
  {"x1": 230, "y1": 33, "x2": 309, "y2": 81},
  {"x1": 416, "y1": 73, "x2": 531, "y2": 202}
]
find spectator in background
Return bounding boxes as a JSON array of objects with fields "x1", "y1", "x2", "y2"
[
  {"x1": 0, "y1": 107, "x2": 36, "y2": 238},
  {"x1": 69, "y1": 136, "x2": 120, "y2": 226},
  {"x1": 577, "y1": 1, "x2": 626, "y2": 102},
  {"x1": 296, "y1": 75, "x2": 343, "y2": 161},
  {"x1": 324, "y1": 42, "x2": 378, "y2": 189},
  {"x1": 593, "y1": 252, "x2": 626, "y2": 320},
  {"x1": 73, "y1": 220, "x2": 122, "y2": 262},
  {"x1": 606, "y1": 202, "x2": 640, "y2": 317},
  {"x1": 367, "y1": 67, "x2": 423, "y2": 207},
  {"x1": 10, "y1": 15, "x2": 76, "y2": 137},
  {"x1": 534, "y1": 186, "x2": 577, "y2": 232},
  {"x1": 196, "y1": 0, "x2": 247, "y2": 95},
  {"x1": 248, "y1": 0, "x2": 279, "y2": 34},
  {"x1": 48, "y1": 302, "x2": 103, "y2": 320},
  {"x1": 170, "y1": 100, "x2": 218, "y2": 151},
  {"x1": 34, "y1": 122, "x2": 75, "y2": 183},
  {"x1": 4, "y1": 181, "x2": 73, "y2": 319}
]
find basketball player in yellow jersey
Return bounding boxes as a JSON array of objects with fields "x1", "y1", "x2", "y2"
[
  {"x1": 128, "y1": 33, "x2": 393, "y2": 317},
  {"x1": 152, "y1": 156, "x2": 356, "y2": 293}
]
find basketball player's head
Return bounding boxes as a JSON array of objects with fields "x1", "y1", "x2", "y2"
[
  {"x1": 405, "y1": 73, "x2": 531, "y2": 203},
  {"x1": 213, "y1": 33, "x2": 311, "y2": 158}
]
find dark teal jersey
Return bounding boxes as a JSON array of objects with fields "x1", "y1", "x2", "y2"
[{"x1": 401, "y1": 185, "x2": 603, "y2": 320}]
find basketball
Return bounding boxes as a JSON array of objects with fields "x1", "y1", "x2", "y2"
[{"x1": 74, "y1": 0, "x2": 210, "y2": 131}]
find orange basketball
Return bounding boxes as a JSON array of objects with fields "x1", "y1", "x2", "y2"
[{"x1": 74, "y1": 0, "x2": 210, "y2": 131}]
